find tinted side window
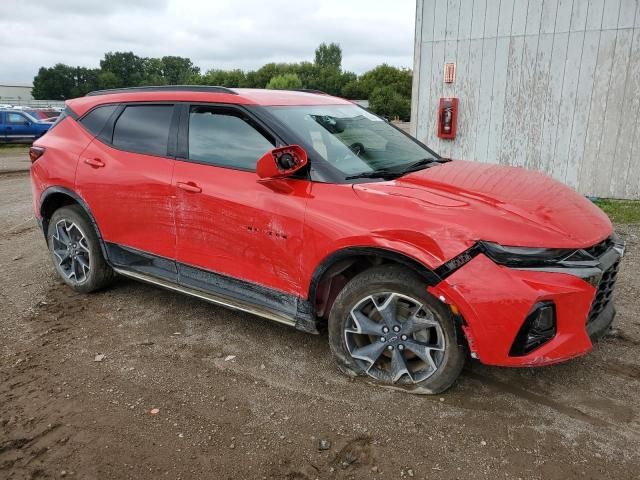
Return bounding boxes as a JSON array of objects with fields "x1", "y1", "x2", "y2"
[
  {"x1": 188, "y1": 107, "x2": 273, "y2": 170},
  {"x1": 80, "y1": 105, "x2": 118, "y2": 136},
  {"x1": 113, "y1": 105, "x2": 174, "y2": 156}
]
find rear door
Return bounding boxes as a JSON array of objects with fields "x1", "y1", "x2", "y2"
[{"x1": 75, "y1": 103, "x2": 179, "y2": 281}]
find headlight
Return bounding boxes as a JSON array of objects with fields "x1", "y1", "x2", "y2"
[{"x1": 480, "y1": 241, "x2": 596, "y2": 268}]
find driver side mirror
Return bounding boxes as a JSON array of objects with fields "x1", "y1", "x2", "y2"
[{"x1": 256, "y1": 145, "x2": 308, "y2": 180}]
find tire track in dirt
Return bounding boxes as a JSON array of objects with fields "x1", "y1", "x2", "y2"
[{"x1": 465, "y1": 369, "x2": 640, "y2": 438}]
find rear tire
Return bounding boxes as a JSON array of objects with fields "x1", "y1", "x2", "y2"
[
  {"x1": 47, "y1": 205, "x2": 114, "y2": 293},
  {"x1": 328, "y1": 266, "x2": 466, "y2": 394}
]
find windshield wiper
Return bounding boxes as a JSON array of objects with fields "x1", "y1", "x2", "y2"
[
  {"x1": 345, "y1": 158, "x2": 445, "y2": 181},
  {"x1": 345, "y1": 169, "x2": 401, "y2": 180},
  {"x1": 396, "y1": 157, "x2": 441, "y2": 174}
]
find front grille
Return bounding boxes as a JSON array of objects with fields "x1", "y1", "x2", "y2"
[
  {"x1": 584, "y1": 236, "x2": 614, "y2": 258},
  {"x1": 586, "y1": 258, "x2": 620, "y2": 325}
]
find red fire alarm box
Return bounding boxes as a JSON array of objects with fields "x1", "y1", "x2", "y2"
[{"x1": 437, "y1": 97, "x2": 458, "y2": 139}]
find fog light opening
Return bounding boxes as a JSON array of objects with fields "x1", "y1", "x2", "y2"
[{"x1": 509, "y1": 302, "x2": 557, "y2": 357}]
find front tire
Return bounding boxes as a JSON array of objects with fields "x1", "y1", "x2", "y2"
[
  {"x1": 328, "y1": 266, "x2": 466, "y2": 394},
  {"x1": 47, "y1": 205, "x2": 114, "y2": 293}
]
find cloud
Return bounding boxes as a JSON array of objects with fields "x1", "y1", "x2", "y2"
[{"x1": 0, "y1": 0, "x2": 415, "y2": 84}]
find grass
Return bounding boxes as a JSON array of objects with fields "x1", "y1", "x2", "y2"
[
  {"x1": 0, "y1": 143, "x2": 30, "y2": 149},
  {"x1": 593, "y1": 199, "x2": 640, "y2": 224}
]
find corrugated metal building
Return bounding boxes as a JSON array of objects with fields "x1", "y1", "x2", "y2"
[
  {"x1": 411, "y1": 0, "x2": 640, "y2": 199},
  {"x1": 0, "y1": 84, "x2": 33, "y2": 102}
]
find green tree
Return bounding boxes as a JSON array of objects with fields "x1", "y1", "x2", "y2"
[
  {"x1": 221, "y1": 69, "x2": 246, "y2": 87},
  {"x1": 30, "y1": 43, "x2": 414, "y2": 106},
  {"x1": 341, "y1": 78, "x2": 365, "y2": 99},
  {"x1": 200, "y1": 68, "x2": 247, "y2": 87},
  {"x1": 100, "y1": 51, "x2": 145, "y2": 87},
  {"x1": 315, "y1": 42, "x2": 342, "y2": 69},
  {"x1": 32, "y1": 64, "x2": 76, "y2": 99},
  {"x1": 160, "y1": 56, "x2": 200, "y2": 84},
  {"x1": 369, "y1": 86, "x2": 411, "y2": 120},
  {"x1": 97, "y1": 71, "x2": 120, "y2": 90},
  {"x1": 266, "y1": 73, "x2": 303, "y2": 90},
  {"x1": 248, "y1": 63, "x2": 297, "y2": 88},
  {"x1": 69, "y1": 67, "x2": 100, "y2": 97},
  {"x1": 140, "y1": 58, "x2": 167, "y2": 86},
  {"x1": 358, "y1": 64, "x2": 412, "y2": 98}
]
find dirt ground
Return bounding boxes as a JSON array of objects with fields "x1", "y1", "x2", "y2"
[{"x1": 1, "y1": 148, "x2": 639, "y2": 480}]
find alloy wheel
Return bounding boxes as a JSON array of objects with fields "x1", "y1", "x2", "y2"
[
  {"x1": 51, "y1": 219, "x2": 91, "y2": 284},
  {"x1": 344, "y1": 292, "x2": 446, "y2": 384}
]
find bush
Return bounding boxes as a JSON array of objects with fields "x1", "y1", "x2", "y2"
[
  {"x1": 369, "y1": 86, "x2": 411, "y2": 121},
  {"x1": 266, "y1": 73, "x2": 303, "y2": 90}
]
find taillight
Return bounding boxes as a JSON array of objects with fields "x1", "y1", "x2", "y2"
[{"x1": 29, "y1": 146, "x2": 45, "y2": 163}]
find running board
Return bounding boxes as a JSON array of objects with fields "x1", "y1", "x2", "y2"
[{"x1": 113, "y1": 268, "x2": 297, "y2": 327}]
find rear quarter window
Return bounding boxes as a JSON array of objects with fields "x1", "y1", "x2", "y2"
[
  {"x1": 80, "y1": 105, "x2": 118, "y2": 136},
  {"x1": 112, "y1": 104, "x2": 174, "y2": 157}
]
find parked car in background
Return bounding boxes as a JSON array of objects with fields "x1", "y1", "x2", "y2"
[
  {"x1": 25, "y1": 109, "x2": 60, "y2": 122},
  {"x1": 0, "y1": 109, "x2": 52, "y2": 143},
  {"x1": 29, "y1": 86, "x2": 623, "y2": 393}
]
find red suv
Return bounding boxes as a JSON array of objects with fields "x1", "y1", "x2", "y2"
[{"x1": 30, "y1": 86, "x2": 624, "y2": 393}]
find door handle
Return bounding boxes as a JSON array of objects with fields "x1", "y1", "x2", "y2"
[
  {"x1": 84, "y1": 158, "x2": 105, "y2": 168},
  {"x1": 176, "y1": 181, "x2": 202, "y2": 193}
]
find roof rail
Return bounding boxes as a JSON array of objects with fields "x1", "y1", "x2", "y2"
[
  {"x1": 86, "y1": 85, "x2": 238, "y2": 97},
  {"x1": 292, "y1": 89, "x2": 329, "y2": 95}
]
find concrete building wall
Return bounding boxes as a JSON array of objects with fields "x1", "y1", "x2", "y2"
[
  {"x1": 0, "y1": 84, "x2": 33, "y2": 102},
  {"x1": 411, "y1": 0, "x2": 640, "y2": 199}
]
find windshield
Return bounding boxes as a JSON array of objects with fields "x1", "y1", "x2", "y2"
[{"x1": 266, "y1": 105, "x2": 438, "y2": 177}]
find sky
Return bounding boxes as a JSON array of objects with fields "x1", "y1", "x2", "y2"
[{"x1": 0, "y1": 0, "x2": 417, "y2": 85}]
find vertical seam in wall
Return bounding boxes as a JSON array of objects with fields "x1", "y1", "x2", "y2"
[
  {"x1": 514, "y1": 0, "x2": 531, "y2": 165},
  {"x1": 577, "y1": 0, "x2": 604, "y2": 194},
  {"x1": 411, "y1": 0, "x2": 421, "y2": 133},
  {"x1": 462, "y1": 0, "x2": 475, "y2": 158},
  {"x1": 592, "y1": 2, "x2": 620, "y2": 196},
  {"x1": 484, "y1": 0, "x2": 502, "y2": 162},
  {"x1": 620, "y1": 2, "x2": 640, "y2": 197},
  {"x1": 609, "y1": 0, "x2": 638, "y2": 195},
  {"x1": 411, "y1": 0, "x2": 425, "y2": 131},
  {"x1": 563, "y1": 0, "x2": 588, "y2": 184},
  {"x1": 453, "y1": 0, "x2": 461, "y2": 158},
  {"x1": 537, "y1": 0, "x2": 558, "y2": 171},
  {"x1": 550, "y1": 0, "x2": 574, "y2": 177},
  {"x1": 473, "y1": 0, "x2": 488, "y2": 160},
  {"x1": 628, "y1": 30, "x2": 640, "y2": 198},
  {"x1": 606, "y1": 1, "x2": 629, "y2": 195},
  {"x1": 429, "y1": 3, "x2": 436, "y2": 144},
  {"x1": 526, "y1": 0, "x2": 544, "y2": 169},
  {"x1": 498, "y1": 0, "x2": 517, "y2": 164},
  {"x1": 624, "y1": 9, "x2": 640, "y2": 197}
]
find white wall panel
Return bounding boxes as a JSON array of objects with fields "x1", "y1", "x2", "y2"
[{"x1": 412, "y1": 0, "x2": 640, "y2": 198}]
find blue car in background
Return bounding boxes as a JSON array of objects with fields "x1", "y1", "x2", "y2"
[{"x1": 0, "y1": 110, "x2": 52, "y2": 143}]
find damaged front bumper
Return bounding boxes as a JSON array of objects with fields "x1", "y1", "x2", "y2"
[{"x1": 429, "y1": 237, "x2": 624, "y2": 367}]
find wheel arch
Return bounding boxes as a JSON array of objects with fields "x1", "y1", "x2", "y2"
[
  {"x1": 308, "y1": 246, "x2": 442, "y2": 321},
  {"x1": 40, "y1": 186, "x2": 110, "y2": 261}
]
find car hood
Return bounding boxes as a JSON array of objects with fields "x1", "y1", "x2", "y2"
[{"x1": 352, "y1": 160, "x2": 612, "y2": 249}]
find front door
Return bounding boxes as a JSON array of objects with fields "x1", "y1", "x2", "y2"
[{"x1": 172, "y1": 105, "x2": 310, "y2": 299}]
